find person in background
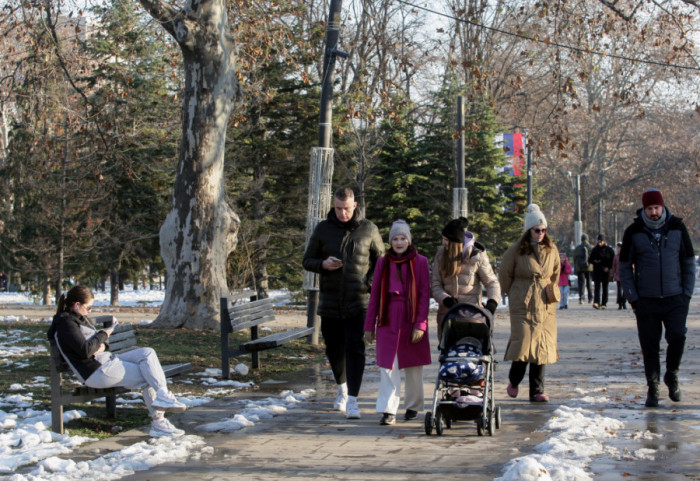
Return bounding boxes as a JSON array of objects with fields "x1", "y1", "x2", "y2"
[
  {"x1": 589, "y1": 234, "x2": 615, "y2": 309},
  {"x1": 609, "y1": 242, "x2": 627, "y2": 310},
  {"x1": 573, "y1": 234, "x2": 593, "y2": 304},
  {"x1": 431, "y1": 216, "x2": 501, "y2": 342},
  {"x1": 499, "y1": 204, "x2": 560, "y2": 403},
  {"x1": 558, "y1": 253, "x2": 572, "y2": 310},
  {"x1": 620, "y1": 188, "x2": 695, "y2": 407},
  {"x1": 47, "y1": 285, "x2": 187, "y2": 437},
  {"x1": 364, "y1": 220, "x2": 431, "y2": 425},
  {"x1": 302, "y1": 187, "x2": 385, "y2": 419}
]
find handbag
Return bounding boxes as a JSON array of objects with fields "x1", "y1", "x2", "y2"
[{"x1": 545, "y1": 282, "x2": 561, "y2": 303}]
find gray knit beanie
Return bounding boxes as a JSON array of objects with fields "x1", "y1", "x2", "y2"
[{"x1": 389, "y1": 219, "x2": 412, "y2": 244}]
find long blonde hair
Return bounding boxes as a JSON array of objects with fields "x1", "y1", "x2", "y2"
[{"x1": 439, "y1": 241, "x2": 464, "y2": 278}]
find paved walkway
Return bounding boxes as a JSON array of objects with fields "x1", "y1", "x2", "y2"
[{"x1": 90, "y1": 293, "x2": 700, "y2": 480}]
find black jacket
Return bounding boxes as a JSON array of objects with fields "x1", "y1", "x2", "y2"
[
  {"x1": 47, "y1": 310, "x2": 109, "y2": 382},
  {"x1": 302, "y1": 208, "x2": 384, "y2": 318},
  {"x1": 589, "y1": 243, "x2": 614, "y2": 282},
  {"x1": 619, "y1": 207, "x2": 696, "y2": 303}
]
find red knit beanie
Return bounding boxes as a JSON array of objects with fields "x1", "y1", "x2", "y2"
[{"x1": 642, "y1": 188, "x2": 664, "y2": 208}]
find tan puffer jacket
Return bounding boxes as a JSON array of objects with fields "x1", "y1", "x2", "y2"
[{"x1": 431, "y1": 242, "x2": 502, "y2": 327}]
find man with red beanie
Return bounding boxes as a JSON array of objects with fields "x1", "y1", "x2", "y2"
[{"x1": 619, "y1": 188, "x2": 696, "y2": 407}]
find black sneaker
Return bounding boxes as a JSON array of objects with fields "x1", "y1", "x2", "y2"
[
  {"x1": 664, "y1": 373, "x2": 681, "y2": 402},
  {"x1": 403, "y1": 409, "x2": 418, "y2": 421},
  {"x1": 645, "y1": 386, "x2": 659, "y2": 407},
  {"x1": 380, "y1": 413, "x2": 396, "y2": 425}
]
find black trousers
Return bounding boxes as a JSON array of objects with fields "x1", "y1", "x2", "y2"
[
  {"x1": 577, "y1": 271, "x2": 592, "y2": 301},
  {"x1": 635, "y1": 295, "x2": 689, "y2": 386},
  {"x1": 509, "y1": 361, "x2": 546, "y2": 398},
  {"x1": 321, "y1": 314, "x2": 366, "y2": 397},
  {"x1": 616, "y1": 281, "x2": 626, "y2": 306},
  {"x1": 594, "y1": 279, "x2": 609, "y2": 306}
]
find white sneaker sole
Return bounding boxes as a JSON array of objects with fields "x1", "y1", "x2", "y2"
[
  {"x1": 150, "y1": 428, "x2": 185, "y2": 438},
  {"x1": 346, "y1": 411, "x2": 361, "y2": 419},
  {"x1": 152, "y1": 402, "x2": 187, "y2": 413}
]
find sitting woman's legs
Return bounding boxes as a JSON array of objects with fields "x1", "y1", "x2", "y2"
[{"x1": 84, "y1": 347, "x2": 169, "y2": 417}]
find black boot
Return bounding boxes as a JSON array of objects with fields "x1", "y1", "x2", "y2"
[
  {"x1": 664, "y1": 373, "x2": 681, "y2": 402},
  {"x1": 645, "y1": 384, "x2": 659, "y2": 407}
]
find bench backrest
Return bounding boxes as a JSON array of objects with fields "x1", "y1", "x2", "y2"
[{"x1": 221, "y1": 297, "x2": 276, "y2": 333}]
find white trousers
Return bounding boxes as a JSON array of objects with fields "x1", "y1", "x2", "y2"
[
  {"x1": 376, "y1": 356, "x2": 424, "y2": 415},
  {"x1": 85, "y1": 347, "x2": 168, "y2": 417}
]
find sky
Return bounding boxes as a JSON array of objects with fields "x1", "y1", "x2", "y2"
[{"x1": 0, "y1": 287, "x2": 689, "y2": 480}]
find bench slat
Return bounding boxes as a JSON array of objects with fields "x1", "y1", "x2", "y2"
[
  {"x1": 242, "y1": 327, "x2": 315, "y2": 351},
  {"x1": 231, "y1": 313, "x2": 275, "y2": 331},
  {"x1": 227, "y1": 297, "x2": 276, "y2": 316}
]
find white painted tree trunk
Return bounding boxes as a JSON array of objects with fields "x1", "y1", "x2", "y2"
[{"x1": 139, "y1": 0, "x2": 240, "y2": 329}]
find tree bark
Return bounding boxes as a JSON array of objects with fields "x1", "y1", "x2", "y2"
[{"x1": 138, "y1": 0, "x2": 240, "y2": 329}]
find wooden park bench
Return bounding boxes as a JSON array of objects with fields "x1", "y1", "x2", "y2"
[
  {"x1": 220, "y1": 294, "x2": 315, "y2": 377},
  {"x1": 49, "y1": 317, "x2": 192, "y2": 434}
]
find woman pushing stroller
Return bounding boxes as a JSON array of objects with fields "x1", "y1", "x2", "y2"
[{"x1": 431, "y1": 216, "x2": 501, "y2": 341}]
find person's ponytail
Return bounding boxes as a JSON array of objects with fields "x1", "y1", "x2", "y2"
[{"x1": 56, "y1": 293, "x2": 66, "y2": 315}]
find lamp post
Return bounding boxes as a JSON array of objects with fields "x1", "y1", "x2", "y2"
[
  {"x1": 524, "y1": 128, "x2": 532, "y2": 205},
  {"x1": 567, "y1": 172, "x2": 583, "y2": 245}
]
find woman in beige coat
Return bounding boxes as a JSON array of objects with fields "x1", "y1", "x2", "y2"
[
  {"x1": 431, "y1": 217, "x2": 501, "y2": 341},
  {"x1": 498, "y1": 204, "x2": 560, "y2": 402}
]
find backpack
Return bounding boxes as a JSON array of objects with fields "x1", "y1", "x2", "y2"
[{"x1": 575, "y1": 244, "x2": 591, "y2": 271}]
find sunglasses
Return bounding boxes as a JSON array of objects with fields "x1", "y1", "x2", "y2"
[{"x1": 532, "y1": 228, "x2": 547, "y2": 234}]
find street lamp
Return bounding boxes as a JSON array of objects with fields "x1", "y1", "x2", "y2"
[{"x1": 567, "y1": 172, "x2": 583, "y2": 245}]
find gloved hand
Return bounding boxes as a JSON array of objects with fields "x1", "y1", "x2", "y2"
[
  {"x1": 485, "y1": 299, "x2": 498, "y2": 315},
  {"x1": 443, "y1": 296, "x2": 458, "y2": 308}
]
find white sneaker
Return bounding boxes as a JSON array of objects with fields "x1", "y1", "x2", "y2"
[
  {"x1": 152, "y1": 390, "x2": 187, "y2": 413},
  {"x1": 149, "y1": 417, "x2": 185, "y2": 437},
  {"x1": 333, "y1": 384, "x2": 348, "y2": 412},
  {"x1": 346, "y1": 396, "x2": 361, "y2": 419}
]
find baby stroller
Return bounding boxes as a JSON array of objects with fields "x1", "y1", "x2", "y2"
[{"x1": 424, "y1": 302, "x2": 500, "y2": 436}]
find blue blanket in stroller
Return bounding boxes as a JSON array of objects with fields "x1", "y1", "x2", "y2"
[{"x1": 438, "y1": 341, "x2": 484, "y2": 383}]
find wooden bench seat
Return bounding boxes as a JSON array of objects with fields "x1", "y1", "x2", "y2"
[
  {"x1": 220, "y1": 296, "x2": 314, "y2": 377},
  {"x1": 49, "y1": 318, "x2": 191, "y2": 434}
]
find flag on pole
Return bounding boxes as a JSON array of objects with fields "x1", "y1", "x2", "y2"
[{"x1": 495, "y1": 133, "x2": 525, "y2": 176}]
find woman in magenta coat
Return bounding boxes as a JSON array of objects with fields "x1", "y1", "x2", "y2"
[
  {"x1": 558, "y1": 252, "x2": 573, "y2": 309},
  {"x1": 364, "y1": 220, "x2": 431, "y2": 426}
]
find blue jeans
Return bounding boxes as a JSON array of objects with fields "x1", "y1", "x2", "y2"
[{"x1": 559, "y1": 285, "x2": 570, "y2": 308}]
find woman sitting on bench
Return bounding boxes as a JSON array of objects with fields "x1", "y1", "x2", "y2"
[{"x1": 47, "y1": 285, "x2": 187, "y2": 437}]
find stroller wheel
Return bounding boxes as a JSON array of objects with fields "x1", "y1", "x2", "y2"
[
  {"x1": 476, "y1": 415, "x2": 485, "y2": 436},
  {"x1": 435, "y1": 410, "x2": 444, "y2": 436},
  {"x1": 495, "y1": 406, "x2": 502, "y2": 430},
  {"x1": 487, "y1": 409, "x2": 495, "y2": 436},
  {"x1": 424, "y1": 412, "x2": 433, "y2": 436}
]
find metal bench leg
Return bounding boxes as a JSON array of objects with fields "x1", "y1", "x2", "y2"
[{"x1": 106, "y1": 394, "x2": 117, "y2": 418}]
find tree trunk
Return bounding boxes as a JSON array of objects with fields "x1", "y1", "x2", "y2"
[
  {"x1": 110, "y1": 268, "x2": 120, "y2": 306},
  {"x1": 138, "y1": 0, "x2": 241, "y2": 329}
]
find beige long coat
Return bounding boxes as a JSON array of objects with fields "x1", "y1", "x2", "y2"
[{"x1": 498, "y1": 240, "x2": 560, "y2": 364}]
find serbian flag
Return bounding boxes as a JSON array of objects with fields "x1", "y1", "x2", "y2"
[{"x1": 495, "y1": 133, "x2": 525, "y2": 176}]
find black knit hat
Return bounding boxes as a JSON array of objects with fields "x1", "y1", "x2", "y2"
[{"x1": 441, "y1": 217, "x2": 469, "y2": 243}]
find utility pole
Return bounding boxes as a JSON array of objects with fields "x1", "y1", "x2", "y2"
[
  {"x1": 453, "y1": 96, "x2": 468, "y2": 219},
  {"x1": 304, "y1": 0, "x2": 346, "y2": 345}
]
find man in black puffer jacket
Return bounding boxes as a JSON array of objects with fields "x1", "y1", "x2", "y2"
[
  {"x1": 303, "y1": 187, "x2": 384, "y2": 419},
  {"x1": 620, "y1": 188, "x2": 696, "y2": 408}
]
